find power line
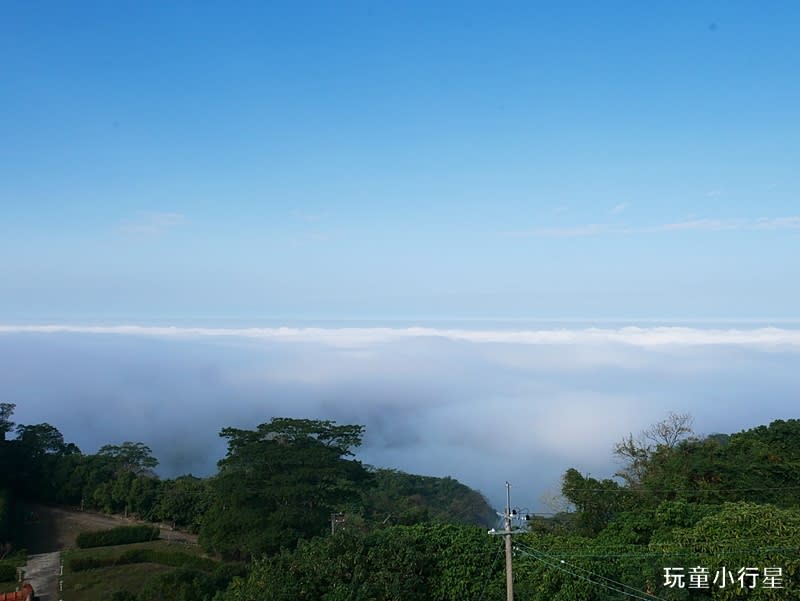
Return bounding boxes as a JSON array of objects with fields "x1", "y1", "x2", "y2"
[
  {"x1": 474, "y1": 545, "x2": 503, "y2": 601},
  {"x1": 511, "y1": 536, "x2": 800, "y2": 549},
  {"x1": 561, "y1": 485, "x2": 800, "y2": 493},
  {"x1": 515, "y1": 545, "x2": 666, "y2": 601},
  {"x1": 512, "y1": 547, "x2": 800, "y2": 559},
  {"x1": 517, "y1": 541, "x2": 664, "y2": 601}
]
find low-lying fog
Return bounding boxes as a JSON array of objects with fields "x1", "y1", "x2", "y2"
[{"x1": 3, "y1": 323, "x2": 799, "y2": 512}]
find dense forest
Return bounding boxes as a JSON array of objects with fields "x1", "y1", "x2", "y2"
[{"x1": 2, "y1": 403, "x2": 799, "y2": 600}]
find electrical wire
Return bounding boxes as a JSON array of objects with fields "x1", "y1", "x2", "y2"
[
  {"x1": 561, "y1": 485, "x2": 800, "y2": 493},
  {"x1": 474, "y1": 543, "x2": 503, "y2": 601},
  {"x1": 517, "y1": 541, "x2": 665, "y2": 600},
  {"x1": 511, "y1": 547, "x2": 800, "y2": 560},
  {"x1": 515, "y1": 544, "x2": 666, "y2": 601}
]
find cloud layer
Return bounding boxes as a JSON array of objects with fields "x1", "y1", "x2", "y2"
[
  {"x1": 2, "y1": 323, "x2": 799, "y2": 510},
  {"x1": 3, "y1": 323, "x2": 800, "y2": 347}
]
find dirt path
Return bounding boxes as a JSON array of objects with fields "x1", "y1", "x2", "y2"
[
  {"x1": 25, "y1": 505, "x2": 198, "y2": 553},
  {"x1": 23, "y1": 552, "x2": 59, "y2": 601}
]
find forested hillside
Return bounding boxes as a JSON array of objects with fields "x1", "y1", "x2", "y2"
[
  {"x1": 0, "y1": 404, "x2": 493, "y2": 557},
  {"x1": 3, "y1": 402, "x2": 799, "y2": 600},
  {"x1": 226, "y1": 414, "x2": 800, "y2": 600}
]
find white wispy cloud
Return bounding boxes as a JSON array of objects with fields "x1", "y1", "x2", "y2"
[
  {"x1": 506, "y1": 224, "x2": 609, "y2": 238},
  {"x1": 754, "y1": 216, "x2": 800, "y2": 230},
  {"x1": 2, "y1": 324, "x2": 800, "y2": 348},
  {"x1": 611, "y1": 202, "x2": 629, "y2": 214},
  {"x1": 660, "y1": 217, "x2": 800, "y2": 232},
  {"x1": 660, "y1": 218, "x2": 741, "y2": 231},
  {"x1": 120, "y1": 211, "x2": 186, "y2": 236},
  {"x1": 507, "y1": 216, "x2": 800, "y2": 237}
]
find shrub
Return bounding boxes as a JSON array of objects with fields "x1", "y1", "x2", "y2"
[
  {"x1": 69, "y1": 556, "x2": 117, "y2": 571},
  {"x1": 0, "y1": 563, "x2": 17, "y2": 582},
  {"x1": 120, "y1": 548, "x2": 216, "y2": 571},
  {"x1": 76, "y1": 525, "x2": 159, "y2": 549},
  {"x1": 117, "y1": 549, "x2": 150, "y2": 563},
  {"x1": 70, "y1": 548, "x2": 218, "y2": 573},
  {"x1": 213, "y1": 562, "x2": 248, "y2": 588},
  {"x1": 138, "y1": 568, "x2": 218, "y2": 601}
]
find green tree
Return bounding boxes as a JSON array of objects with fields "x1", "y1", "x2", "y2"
[
  {"x1": 652, "y1": 502, "x2": 800, "y2": 600},
  {"x1": 360, "y1": 469, "x2": 495, "y2": 527},
  {"x1": 613, "y1": 412, "x2": 695, "y2": 487},
  {"x1": 200, "y1": 418, "x2": 371, "y2": 558},
  {"x1": 69, "y1": 453, "x2": 120, "y2": 509},
  {"x1": 13, "y1": 422, "x2": 78, "y2": 500},
  {"x1": 0, "y1": 403, "x2": 15, "y2": 442},
  {"x1": 128, "y1": 475, "x2": 162, "y2": 519},
  {"x1": 0, "y1": 404, "x2": 18, "y2": 491},
  {"x1": 15, "y1": 423, "x2": 69, "y2": 457},
  {"x1": 223, "y1": 524, "x2": 504, "y2": 601},
  {"x1": 98, "y1": 441, "x2": 159, "y2": 475},
  {"x1": 561, "y1": 468, "x2": 631, "y2": 536},
  {"x1": 158, "y1": 476, "x2": 211, "y2": 532}
]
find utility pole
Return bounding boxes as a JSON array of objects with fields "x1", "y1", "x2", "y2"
[
  {"x1": 489, "y1": 482, "x2": 530, "y2": 601},
  {"x1": 504, "y1": 482, "x2": 514, "y2": 601},
  {"x1": 330, "y1": 512, "x2": 344, "y2": 535}
]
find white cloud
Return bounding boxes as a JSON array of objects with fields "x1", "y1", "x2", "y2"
[
  {"x1": 660, "y1": 218, "x2": 741, "y2": 231},
  {"x1": 611, "y1": 203, "x2": 629, "y2": 214},
  {"x1": 2, "y1": 323, "x2": 800, "y2": 348},
  {"x1": 660, "y1": 217, "x2": 800, "y2": 232},
  {"x1": 3, "y1": 323, "x2": 800, "y2": 510},
  {"x1": 754, "y1": 216, "x2": 800, "y2": 230}
]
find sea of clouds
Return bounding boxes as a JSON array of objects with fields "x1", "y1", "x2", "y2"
[{"x1": 2, "y1": 323, "x2": 799, "y2": 512}]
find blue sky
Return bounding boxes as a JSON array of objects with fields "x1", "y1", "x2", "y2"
[
  {"x1": 2, "y1": 1, "x2": 799, "y2": 321},
  {"x1": 2, "y1": 3, "x2": 800, "y2": 509}
]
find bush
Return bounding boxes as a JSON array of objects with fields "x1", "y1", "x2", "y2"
[
  {"x1": 70, "y1": 548, "x2": 218, "y2": 573},
  {"x1": 0, "y1": 563, "x2": 17, "y2": 582},
  {"x1": 117, "y1": 549, "x2": 150, "y2": 563},
  {"x1": 69, "y1": 556, "x2": 117, "y2": 571},
  {"x1": 107, "y1": 592, "x2": 137, "y2": 601},
  {"x1": 76, "y1": 525, "x2": 159, "y2": 548},
  {"x1": 138, "y1": 568, "x2": 218, "y2": 601},
  {"x1": 213, "y1": 561, "x2": 247, "y2": 584},
  {"x1": 120, "y1": 549, "x2": 216, "y2": 571}
]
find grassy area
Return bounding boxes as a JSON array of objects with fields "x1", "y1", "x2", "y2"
[
  {"x1": 0, "y1": 551, "x2": 27, "y2": 593},
  {"x1": 63, "y1": 540, "x2": 219, "y2": 601},
  {"x1": 64, "y1": 561, "x2": 174, "y2": 601}
]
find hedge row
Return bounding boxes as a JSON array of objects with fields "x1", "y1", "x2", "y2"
[
  {"x1": 69, "y1": 548, "x2": 218, "y2": 573},
  {"x1": 76, "y1": 525, "x2": 159, "y2": 549}
]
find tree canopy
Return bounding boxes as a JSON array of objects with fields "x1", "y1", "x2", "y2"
[{"x1": 200, "y1": 418, "x2": 371, "y2": 558}]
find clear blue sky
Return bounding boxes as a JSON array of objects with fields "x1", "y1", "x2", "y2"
[{"x1": 2, "y1": 1, "x2": 799, "y2": 322}]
